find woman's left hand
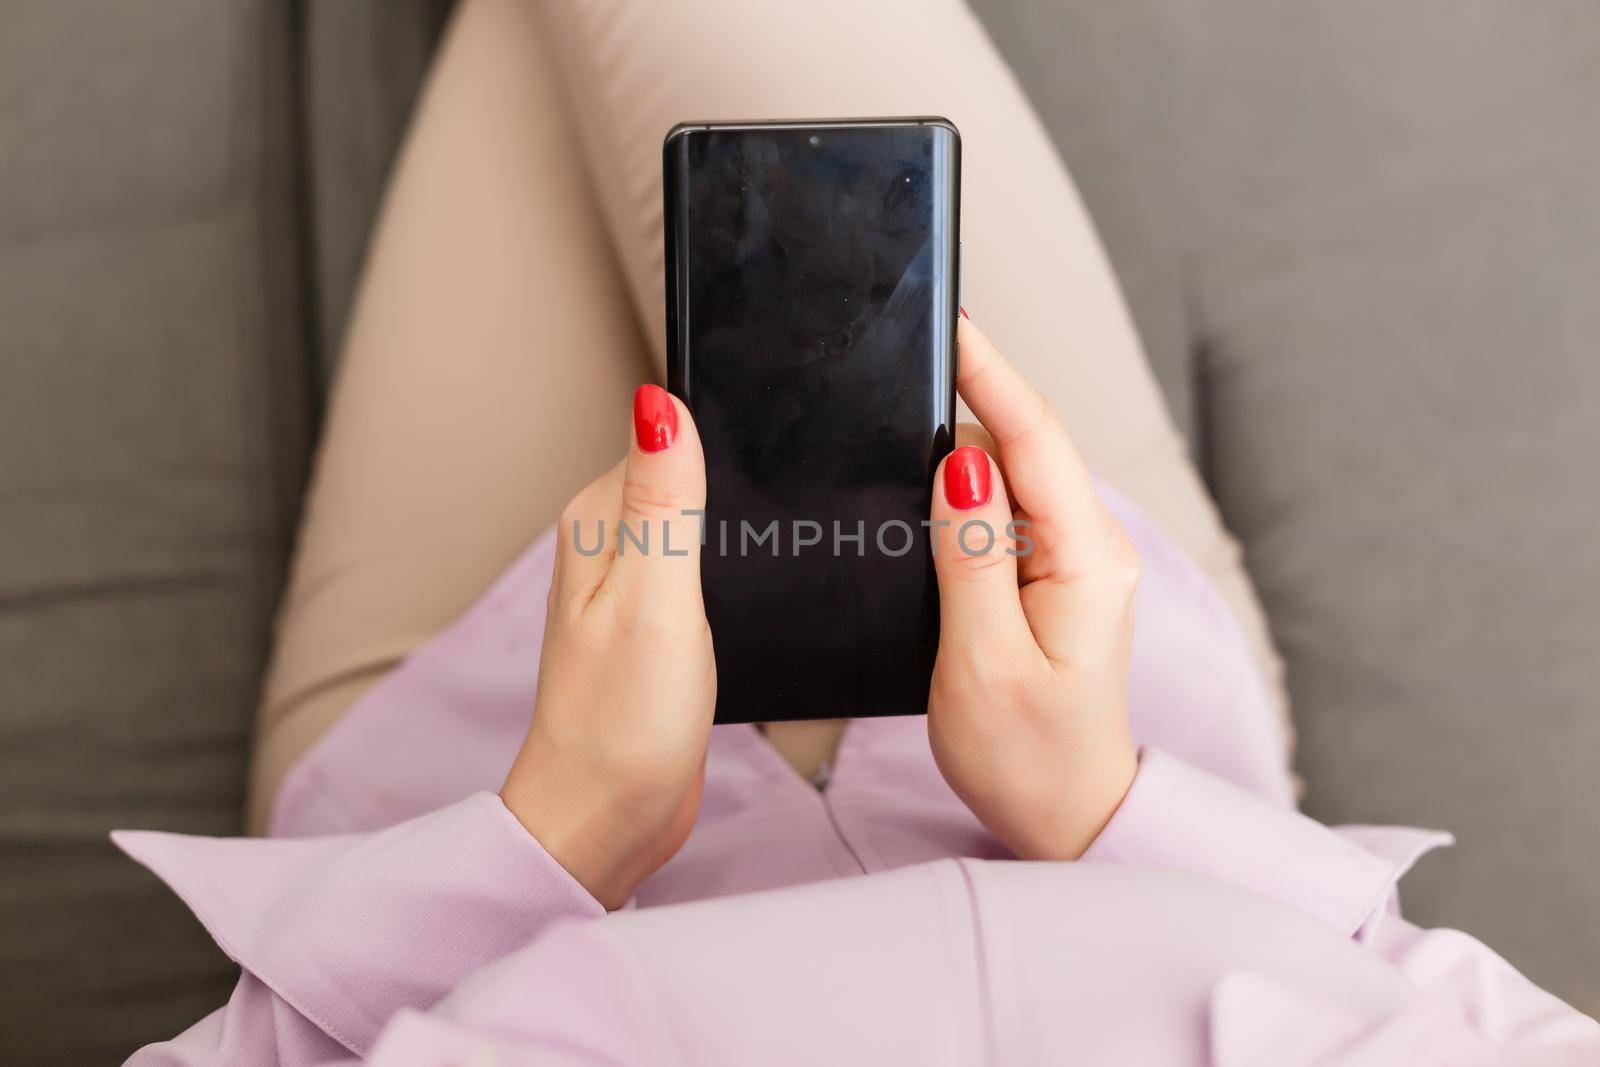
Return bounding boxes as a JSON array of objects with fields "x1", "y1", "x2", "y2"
[
  {"x1": 500, "y1": 385, "x2": 716, "y2": 909},
  {"x1": 925, "y1": 318, "x2": 1140, "y2": 860}
]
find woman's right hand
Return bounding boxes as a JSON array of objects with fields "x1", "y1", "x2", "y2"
[
  {"x1": 501, "y1": 384, "x2": 715, "y2": 910},
  {"x1": 924, "y1": 319, "x2": 1141, "y2": 863}
]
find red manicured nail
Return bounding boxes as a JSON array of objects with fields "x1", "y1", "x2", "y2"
[
  {"x1": 633, "y1": 384, "x2": 678, "y2": 452},
  {"x1": 944, "y1": 445, "x2": 992, "y2": 510},
  {"x1": 959, "y1": 306, "x2": 970, "y2": 320}
]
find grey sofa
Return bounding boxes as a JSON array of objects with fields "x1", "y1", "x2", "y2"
[{"x1": 2, "y1": 2, "x2": 1595, "y2": 1062}]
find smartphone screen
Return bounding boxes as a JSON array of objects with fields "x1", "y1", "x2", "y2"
[{"x1": 664, "y1": 119, "x2": 959, "y2": 723}]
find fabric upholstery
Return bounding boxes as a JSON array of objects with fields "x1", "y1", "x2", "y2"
[
  {"x1": 0, "y1": 2, "x2": 311, "y2": 1061},
  {"x1": 974, "y1": 0, "x2": 1600, "y2": 1010},
  {"x1": 303, "y1": 0, "x2": 453, "y2": 375},
  {"x1": 1188, "y1": 5, "x2": 1600, "y2": 1011}
]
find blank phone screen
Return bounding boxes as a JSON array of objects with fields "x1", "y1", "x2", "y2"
[{"x1": 665, "y1": 120, "x2": 959, "y2": 723}]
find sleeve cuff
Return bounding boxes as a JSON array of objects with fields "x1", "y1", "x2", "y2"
[
  {"x1": 113, "y1": 792, "x2": 604, "y2": 1057},
  {"x1": 1081, "y1": 748, "x2": 1451, "y2": 938}
]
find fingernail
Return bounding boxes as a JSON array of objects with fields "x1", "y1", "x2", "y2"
[
  {"x1": 633, "y1": 384, "x2": 678, "y2": 452},
  {"x1": 944, "y1": 445, "x2": 992, "y2": 510},
  {"x1": 959, "y1": 306, "x2": 970, "y2": 320}
]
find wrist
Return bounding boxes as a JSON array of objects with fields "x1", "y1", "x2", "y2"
[
  {"x1": 1012, "y1": 744, "x2": 1139, "y2": 861},
  {"x1": 500, "y1": 755, "x2": 640, "y2": 910}
]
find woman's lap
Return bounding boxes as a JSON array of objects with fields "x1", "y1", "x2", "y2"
[{"x1": 249, "y1": 0, "x2": 1289, "y2": 830}]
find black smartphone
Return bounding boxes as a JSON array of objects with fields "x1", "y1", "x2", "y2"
[{"x1": 664, "y1": 118, "x2": 960, "y2": 724}]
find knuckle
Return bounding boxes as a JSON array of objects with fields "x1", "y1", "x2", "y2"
[
  {"x1": 557, "y1": 494, "x2": 610, "y2": 555},
  {"x1": 622, "y1": 471, "x2": 687, "y2": 519},
  {"x1": 560, "y1": 468, "x2": 620, "y2": 528},
  {"x1": 937, "y1": 520, "x2": 1012, "y2": 581},
  {"x1": 1016, "y1": 387, "x2": 1059, "y2": 442},
  {"x1": 1030, "y1": 387, "x2": 1062, "y2": 431},
  {"x1": 557, "y1": 498, "x2": 586, "y2": 540},
  {"x1": 1105, "y1": 534, "x2": 1142, "y2": 595},
  {"x1": 557, "y1": 504, "x2": 587, "y2": 537},
  {"x1": 941, "y1": 544, "x2": 1012, "y2": 583},
  {"x1": 1077, "y1": 535, "x2": 1140, "y2": 604}
]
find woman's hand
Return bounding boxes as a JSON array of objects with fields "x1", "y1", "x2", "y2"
[
  {"x1": 501, "y1": 385, "x2": 715, "y2": 909},
  {"x1": 927, "y1": 319, "x2": 1140, "y2": 860}
]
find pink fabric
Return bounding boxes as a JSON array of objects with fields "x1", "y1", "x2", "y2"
[{"x1": 115, "y1": 488, "x2": 1599, "y2": 1064}]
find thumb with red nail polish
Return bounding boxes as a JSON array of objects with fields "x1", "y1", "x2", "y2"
[
  {"x1": 502, "y1": 381, "x2": 714, "y2": 910},
  {"x1": 633, "y1": 383, "x2": 679, "y2": 453},
  {"x1": 930, "y1": 441, "x2": 1022, "y2": 630}
]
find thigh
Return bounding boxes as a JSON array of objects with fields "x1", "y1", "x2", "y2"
[
  {"x1": 248, "y1": 0, "x2": 652, "y2": 829},
  {"x1": 535, "y1": 0, "x2": 1290, "y2": 744}
]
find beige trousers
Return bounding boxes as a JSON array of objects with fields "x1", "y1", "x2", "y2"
[{"x1": 247, "y1": 0, "x2": 1288, "y2": 832}]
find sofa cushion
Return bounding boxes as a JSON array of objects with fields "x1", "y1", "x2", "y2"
[
  {"x1": 303, "y1": 0, "x2": 454, "y2": 379},
  {"x1": 975, "y1": 0, "x2": 1600, "y2": 1010},
  {"x1": 1184, "y1": 3, "x2": 1600, "y2": 1013},
  {"x1": 0, "y1": 1, "x2": 310, "y2": 1061}
]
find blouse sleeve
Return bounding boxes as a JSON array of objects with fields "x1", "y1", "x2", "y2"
[
  {"x1": 117, "y1": 792, "x2": 604, "y2": 1065},
  {"x1": 1084, "y1": 748, "x2": 1600, "y2": 1061}
]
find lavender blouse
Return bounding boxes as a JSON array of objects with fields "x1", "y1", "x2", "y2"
[{"x1": 118, "y1": 487, "x2": 1597, "y2": 1065}]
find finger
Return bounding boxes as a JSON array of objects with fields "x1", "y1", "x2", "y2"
[
  {"x1": 952, "y1": 422, "x2": 1013, "y2": 530},
  {"x1": 552, "y1": 459, "x2": 625, "y2": 606},
  {"x1": 955, "y1": 318, "x2": 1122, "y2": 574},
  {"x1": 929, "y1": 444, "x2": 1037, "y2": 661},
  {"x1": 953, "y1": 420, "x2": 999, "y2": 457},
  {"x1": 601, "y1": 384, "x2": 707, "y2": 610},
  {"x1": 958, "y1": 419, "x2": 1050, "y2": 587}
]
